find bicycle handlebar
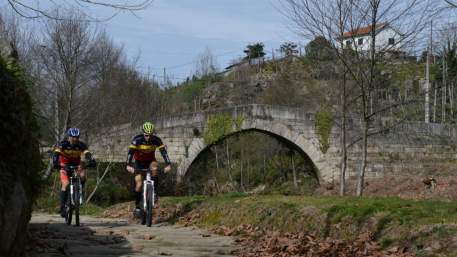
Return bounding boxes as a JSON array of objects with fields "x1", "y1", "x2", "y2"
[
  {"x1": 134, "y1": 168, "x2": 152, "y2": 173},
  {"x1": 64, "y1": 165, "x2": 79, "y2": 171}
]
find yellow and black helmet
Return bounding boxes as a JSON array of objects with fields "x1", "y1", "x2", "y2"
[{"x1": 142, "y1": 122, "x2": 155, "y2": 135}]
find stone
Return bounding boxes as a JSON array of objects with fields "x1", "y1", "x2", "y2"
[
  {"x1": 88, "y1": 105, "x2": 457, "y2": 184},
  {"x1": 143, "y1": 234, "x2": 155, "y2": 240}
]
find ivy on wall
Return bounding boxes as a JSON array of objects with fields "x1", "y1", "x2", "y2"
[
  {"x1": 314, "y1": 107, "x2": 333, "y2": 154},
  {"x1": 203, "y1": 114, "x2": 244, "y2": 145}
]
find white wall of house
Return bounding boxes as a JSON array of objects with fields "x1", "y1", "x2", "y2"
[{"x1": 343, "y1": 28, "x2": 402, "y2": 52}]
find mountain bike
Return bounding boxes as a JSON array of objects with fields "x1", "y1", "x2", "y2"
[
  {"x1": 64, "y1": 165, "x2": 83, "y2": 226},
  {"x1": 134, "y1": 168, "x2": 156, "y2": 227}
]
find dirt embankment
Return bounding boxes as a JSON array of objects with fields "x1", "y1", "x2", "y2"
[
  {"x1": 97, "y1": 169, "x2": 457, "y2": 257},
  {"x1": 102, "y1": 200, "x2": 421, "y2": 257},
  {"x1": 317, "y1": 172, "x2": 457, "y2": 201}
]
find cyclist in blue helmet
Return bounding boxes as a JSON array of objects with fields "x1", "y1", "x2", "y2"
[{"x1": 52, "y1": 127, "x2": 96, "y2": 217}]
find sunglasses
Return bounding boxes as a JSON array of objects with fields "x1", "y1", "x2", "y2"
[{"x1": 144, "y1": 134, "x2": 152, "y2": 137}]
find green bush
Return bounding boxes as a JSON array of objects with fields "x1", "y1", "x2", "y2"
[{"x1": 315, "y1": 107, "x2": 333, "y2": 154}]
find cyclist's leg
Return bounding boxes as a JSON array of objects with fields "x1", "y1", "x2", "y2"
[
  {"x1": 77, "y1": 164, "x2": 86, "y2": 197},
  {"x1": 133, "y1": 161, "x2": 146, "y2": 209},
  {"x1": 134, "y1": 173, "x2": 144, "y2": 208},
  {"x1": 59, "y1": 169, "x2": 70, "y2": 217},
  {"x1": 149, "y1": 161, "x2": 159, "y2": 203}
]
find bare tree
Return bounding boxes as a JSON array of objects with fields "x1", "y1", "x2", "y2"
[
  {"x1": 280, "y1": 0, "x2": 439, "y2": 196},
  {"x1": 446, "y1": 0, "x2": 457, "y2": 8},
  {"x1": 39, "y1": 10, "x2": 96, "y2": 140},
  {"x1": 435, "y1": 22, "x2": 457, "y2": 124},
  {"x1": 5, "y1": 0, "x2": 153, "y2": 20},
  {"x1": 194, "y1": 47, "x2": 219, "y2": 78}
]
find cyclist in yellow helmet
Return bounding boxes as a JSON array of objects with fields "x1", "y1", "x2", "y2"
[{"x1": 126, "y1": 122, "x2": 172, "y2": 213}]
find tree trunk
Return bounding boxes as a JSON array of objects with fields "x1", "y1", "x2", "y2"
[
  {"x1": 247, "y1": 157, "x2": 250, "y2": 188},
  {"x1": 61, "y1": 82, "x2": 74, "y2": 138},
  {"x1": 291, "y1": 154, "x2": 297, "y2": 188},
  {"x1": 240, "y1": 149, "x2": 244, "y2": 191},
  {"x1": 443, "y1": 60, "x2": 447, "y2": 123},
  {"x1": 225, "y1": 142, "x2": 233, "y2": 183},
  {"x1": 356, "y1": 118, "x2": 368, "y2": 197},
  {"x1": 449, "y1": 82, "x2": 454, "y2": 122},
  {"x1": 339, "y1": 65, "x2": 347, "y2": 196},
  {"x1": 54, "y1": 88, "x2": 60, "y2": 142},
  {"x1": 357, "y1": 12, "x2": 377, "y2": 197},
  {"x1": 443, "y1": 83, "x2": 447, "y2": 123},
  {"x1": 86, "y1": 162, "x2": 112, "y2": 204},
  {"x1": 215, "y1": 145, "x2": 220, "y2": 172},
  {"x1": 214, "y1": 146, "x2": 220, "y2": 193},
  {"x1": 433, "y1": 83, "x2": 437, "y2": 123}
]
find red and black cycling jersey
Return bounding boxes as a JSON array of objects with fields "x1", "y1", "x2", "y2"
[
  {"x1": 53, "y1": 140, "x2": 90, "y2": 166},
  {"x1": 127, "y1": 134, "x2": 171, "y2": 165}
]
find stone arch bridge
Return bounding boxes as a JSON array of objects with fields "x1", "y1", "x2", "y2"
[{"x1": 89, "y1": 104, "x2": 457, "y2": 183}]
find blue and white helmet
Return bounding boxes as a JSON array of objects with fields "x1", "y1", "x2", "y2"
[{"x1": 67, "y1": 127, "x2": 80, "y2": 137}]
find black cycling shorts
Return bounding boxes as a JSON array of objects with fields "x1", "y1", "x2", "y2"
[{"x1": 134, "y1": 161, "x2": 152, "y2": 170}]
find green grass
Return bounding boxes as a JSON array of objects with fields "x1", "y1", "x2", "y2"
[
  {"x1": 160, "y1": 194, "x2": 457, "y2": 255},
  {"x1": 164, "y1": 194, "x2": 457, "y2": 229},
  {"x1": 34, "y1": 194, "x2": 104, "y2": 216},
  {"x1": 34, "y1": 192, "x2": 457, "y2": 255}
]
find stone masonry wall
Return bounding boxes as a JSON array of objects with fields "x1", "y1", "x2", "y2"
[{"x1": 89, "y1": 105, "x2": 457, "y2": 183}]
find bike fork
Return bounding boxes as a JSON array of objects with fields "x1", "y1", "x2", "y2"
[
  {"x1": 143, "y1": 180, "x2": 155, "y2": 209},
  {"x1": 152, "y1": 181, "x2": 155, "y2": 207},
  {"x1": 143, "y1": 181, "x2": 147, "y2": 210},
  {"x1": 79, "y1": 182, "x2": 83, "y2": 204},
  {"x1": 70, "y1": 183, "x2": 74, "y2": 205}
]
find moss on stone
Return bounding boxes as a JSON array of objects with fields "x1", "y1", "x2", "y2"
[
  {"x1": 314, "y1": 107, "x2": 333, "y2": 154},
  {"x1": 0, "y1": 45, "x2": 41, "y2": 256}
]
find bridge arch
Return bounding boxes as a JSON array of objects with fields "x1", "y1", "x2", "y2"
[{"x1": 177, "y1": 119, "x2": 336, "y2": 183}]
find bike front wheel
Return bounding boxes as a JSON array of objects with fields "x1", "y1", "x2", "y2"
[
  {"x1": 145, "y1": 184, "x2": 154, "y2": 227},
  {"x1": 74, "y1": 188, "x2": 80, "y2": 226},
  {"x1": 65, "y1": 197, "x2": 73, "y2": 225}
]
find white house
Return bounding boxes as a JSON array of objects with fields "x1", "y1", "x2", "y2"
[{"x1": 341, "y1": 23, "x2": 403, "y2": 52}]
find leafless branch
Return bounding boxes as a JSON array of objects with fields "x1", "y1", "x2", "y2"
[{"x1": 5, "y1": 0, "x2": 153, "y2": 21}]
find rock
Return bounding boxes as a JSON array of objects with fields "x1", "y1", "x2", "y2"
[
  {"x1": 119, "y1": 230, "x2": 130, "y2": 236},
  {"x1": 0, "y1": 37, "x2": 40, "y2": 257},
  {"x1": 131, "y1": 243, "x2": 144, "y2": 251},
  {"x1": 431, "y1": 241, "x2": 441, "y2": 250},
  {"x1": 144, "y1": 234, "x2": 155, "y2": 240}
]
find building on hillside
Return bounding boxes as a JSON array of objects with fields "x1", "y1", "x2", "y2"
[
  {"x1": 223, "y1": 57, "x2": 265, "y2": 76},
  {"x1": 340, "y1": 23, "x2": 403, "y2": 53}
]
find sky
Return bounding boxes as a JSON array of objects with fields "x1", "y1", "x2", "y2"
[
  {"x1": 0, "y1": 0, "x2": 302, "y2": 84},
  {"x1": 5, "y1": 0, "x2": 457, "y2": 85},
  {"x1": 89, "y1": 0, "x2": 301, "y2": 83}
]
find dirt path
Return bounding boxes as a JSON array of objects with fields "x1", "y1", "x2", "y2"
[{"x1": 27, "y1": 213, "x2": 237, "y2": 257}]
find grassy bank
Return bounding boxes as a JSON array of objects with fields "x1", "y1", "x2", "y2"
[
  {"x1": 158, "y1": 194, "x2": 457, "y2": 256},
  {"x1": 34, "y1": 194, "x2": 104, "y2": 216}
]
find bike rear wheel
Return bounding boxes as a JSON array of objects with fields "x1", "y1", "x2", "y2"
[{"x1": 145, "y1": 184, "x2": 154, "y2": 227}]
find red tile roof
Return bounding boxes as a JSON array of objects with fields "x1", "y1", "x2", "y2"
[{"x1": 342, "y1": 23, "x2": 387, "y2": 39}]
